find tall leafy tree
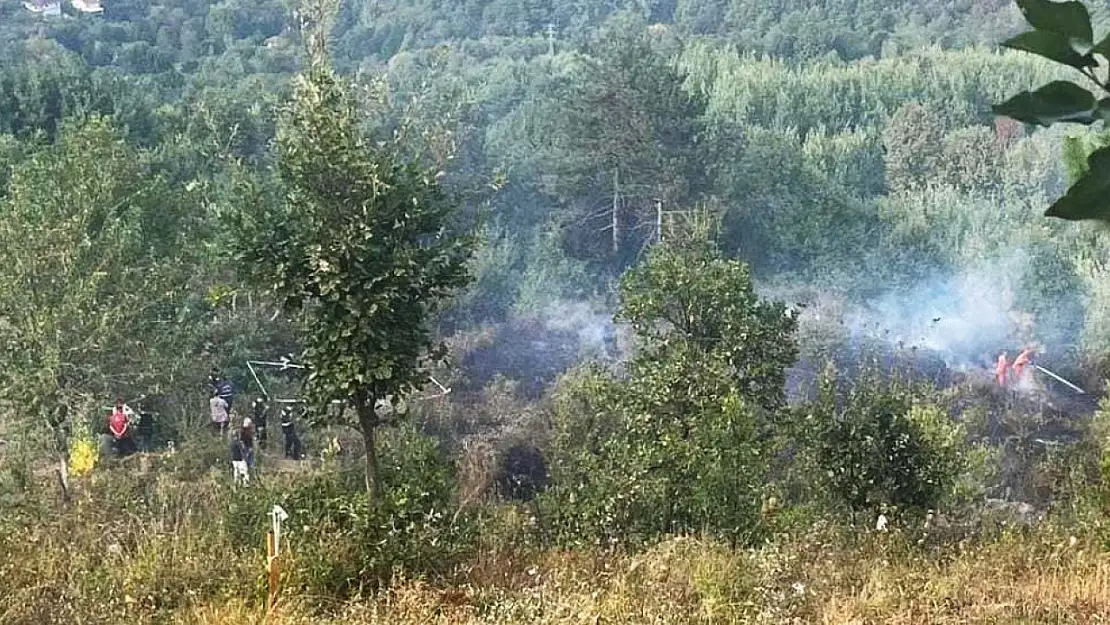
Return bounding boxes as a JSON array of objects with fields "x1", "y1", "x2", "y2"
[
  {"x1": 544, "y1": 13, "x2": 705, "y2": 265},
  {"x1": 241, "y1": 0, "x2": 475, "y2": 502}
]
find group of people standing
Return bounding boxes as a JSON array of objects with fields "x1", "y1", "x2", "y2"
[
  {"x1": 208, "y1": 369, "x2": 304, "y2": 485},
  {"x1": 99, "y1": 369, "x2": 307, "y2": 480}
]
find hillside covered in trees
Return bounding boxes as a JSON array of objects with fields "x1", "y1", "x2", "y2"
[{"x1": 4, "y1": 0, "x2": 1110, "y2": 622}]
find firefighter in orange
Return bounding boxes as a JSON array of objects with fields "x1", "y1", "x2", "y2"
[
  {"x1": 1011, "y1": 347, "x2": 1035, "y2": 385},
  {"x1": 995, "y1": 351, "x2": 1010, "y2": 387}
]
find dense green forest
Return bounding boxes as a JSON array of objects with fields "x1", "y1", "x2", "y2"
[
  {"x1": 3, "y1": 0, "x2": 1107, "y2": 361},
  {"x1": 5, "y1": 0, "x2": 1110, "y2": 622}
]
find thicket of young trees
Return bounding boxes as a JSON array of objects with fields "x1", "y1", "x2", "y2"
[{"x1": 3, "y1": 0, "x2": 1110, "y2": 612}]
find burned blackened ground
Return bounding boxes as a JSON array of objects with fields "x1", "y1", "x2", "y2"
[
  {"x1": 457, "y1": 317, "x2": 621, "y2": 399},
  {"x1": 496, "y1": 443, "x2": 549, "y2": 502}
]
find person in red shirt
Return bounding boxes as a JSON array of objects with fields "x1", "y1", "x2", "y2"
[{"x1": 106, "y1": 397, "x2": 137, "y2": 457}]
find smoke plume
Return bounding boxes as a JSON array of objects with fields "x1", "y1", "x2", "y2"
[{"x1": 781, "y1": 248, "x2": 1083, "y2": 377}]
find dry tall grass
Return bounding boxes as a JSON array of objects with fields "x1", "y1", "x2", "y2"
[
  {"x1": 177, "y1": 532, "x2": 1110, "y2": 625},
  {"x1": 5, "y1": 460, "x2": 1110, "y2": 624}
]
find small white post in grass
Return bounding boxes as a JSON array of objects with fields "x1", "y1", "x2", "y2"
[
  {"x1": 271, "y1": 504, "x2": 289, "y2": 556},
  {"x1": 266, "y1": 504, "x2": 289, "y2": 617}
]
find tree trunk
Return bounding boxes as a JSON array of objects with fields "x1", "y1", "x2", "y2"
[
  {"x1": 612, "y1": 168, "x2": 620, "y2": 254},
  {"x1": 655, "y1": 198, "x2": 663, "y2": 243},
  {"x1": 356, "y1": 397, "x2": 382, "y2": 505},
  {"x1": 55, "y1": 455, "x2": 70, "y2": 506}
]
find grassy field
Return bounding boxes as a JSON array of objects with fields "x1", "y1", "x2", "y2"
[
  {"x1": 178, "y1": 531, "x2": 1110, "y2": 624},
  {"x1": 3, "y1": 445, "x2": 1110, "y2": 625}
]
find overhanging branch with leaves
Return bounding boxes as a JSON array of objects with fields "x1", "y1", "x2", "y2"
[{"x1": 993, "y1": 0, "x2": 1110, "y2": 221}]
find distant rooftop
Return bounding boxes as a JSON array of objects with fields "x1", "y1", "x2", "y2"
[
  {"x1": 23, "y1": 0, "x2": 61, "y2": 15},
  {"x1": 71, "y1": 0, "x2": 104, "y2": 13}
]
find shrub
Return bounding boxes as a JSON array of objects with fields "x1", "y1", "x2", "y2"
[
  {"x1": 539, "y1": 234, "x2": 796, "y2": 546},
  {"x1": 276, "y1": 424, "x2": 477, "y2": 599},
  {"x1": 798, "y1": 366, "x2": 973, "y2": 519}
]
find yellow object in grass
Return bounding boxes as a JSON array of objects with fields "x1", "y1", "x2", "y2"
[
  {"x1": 69, "y1": 438, "x2": 97, "y2": 476},
  {"x1": 68, "y1": 413, "x2": 100, "y2": 476}
]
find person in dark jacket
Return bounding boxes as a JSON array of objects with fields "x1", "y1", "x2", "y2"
[
  {"x1": 280, "y1": 407, "x2": 303, "y2": 460},
  {"x1": 209, "y1": 368, "x2": 236, "y2": 410},
  {"x1": 229, "y1": 423, "x2": 251, "y2": 485},
  {"x1": 251, "y1": 397, "x2": 269, "y2": 450}
]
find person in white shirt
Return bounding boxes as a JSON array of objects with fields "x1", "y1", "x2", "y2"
[{"x1": 210, "y1": 390, "x2": 229, "y2": 436}]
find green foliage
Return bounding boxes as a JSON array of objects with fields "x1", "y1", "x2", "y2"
[
  {"x1": 263, "y1": 33, "x2": 472, "y2": 410},
  {"x1": 543, "y1": 13, "x2": 706, "y2": 265},
  {"x1": 1062, "y1": 129, "x2": 1110, "y2": 182},
  {"x1": 544, "y1": 365, "x2": 767, "y2": 546},
  {"x1": 882, "y1": 102, "x2": 946, "y2": 194},
  {"x1": 798, "y1": 369, "x2": 974, "y2": 517},
  {"x1": 0, "y1": 0, "x2": 1091, "y2": 360},
  {"x1": 0, "y1": 117, "x2": 205, "y2": 429},
  {"x1": 1046, "y1": 145, "x2": 1110, "y2": 219},
  {"x1": 240, "y1": 4, "x2": 475, "y2": 499},
  {"x1": 443, "y1": 223, "x2": 522, "y2": 324},
  {"x1": 542, "y1": 235, "x2": 796, "y2": 545},
  {"x1": 1078, "y1": 395, "x2": 1110, "y2": 510},
  {"x1": 939, "y1": 126, "x2": 1005, "y2": 193},
  {"x1": 0, "y1": 133, "x2": 23, "y2": 196},
  {"x1": 277, "y1": 425, "x2": 475, "y2": 597},
  {"x1": 800, "y1": 125, "x2": 886, "y2": 196},
  {"x1": 993, "y1": 0, "x2": 1110, "y2": 220},
  {"x1": 7, "y1": 0, "x2": 1110, "y2": 617},
  {"x1": 617, "y1": 233, "x2": 798, "y2": 413},
  {"x1": 512, "y1": 226, "x2": 595, "y2": 317},
  {"x1": 681, "y1": 45, "x2": 1059, "y2": 134}
]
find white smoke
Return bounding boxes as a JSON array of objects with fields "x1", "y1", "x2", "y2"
[
  {"x1": 843, "y1": 256, "x2": 1028, "y2": 370},
  {"x1": 774, "y1": 248, "x2": 1075, "y2": 375},
  {"x1": 533, "y1": 299, "x2": 620, "y2": 359}
]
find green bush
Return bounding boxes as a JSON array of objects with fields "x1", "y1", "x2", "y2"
[
  {"x1": 797, "y1": 366, "x2": 973, "y2": 519},
  {"x1": 1057, "y1": 394, "x2": 1110, "y2": 535},
  {"x1": 539, "y1": 234, "x2": 796, "y2": 547},
  {"x1": 276, "y1": 424, "x2": 476, "y2": 598},
  {"x1": 542, "y1": 361, "x2": 769, "y2": 547}
]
